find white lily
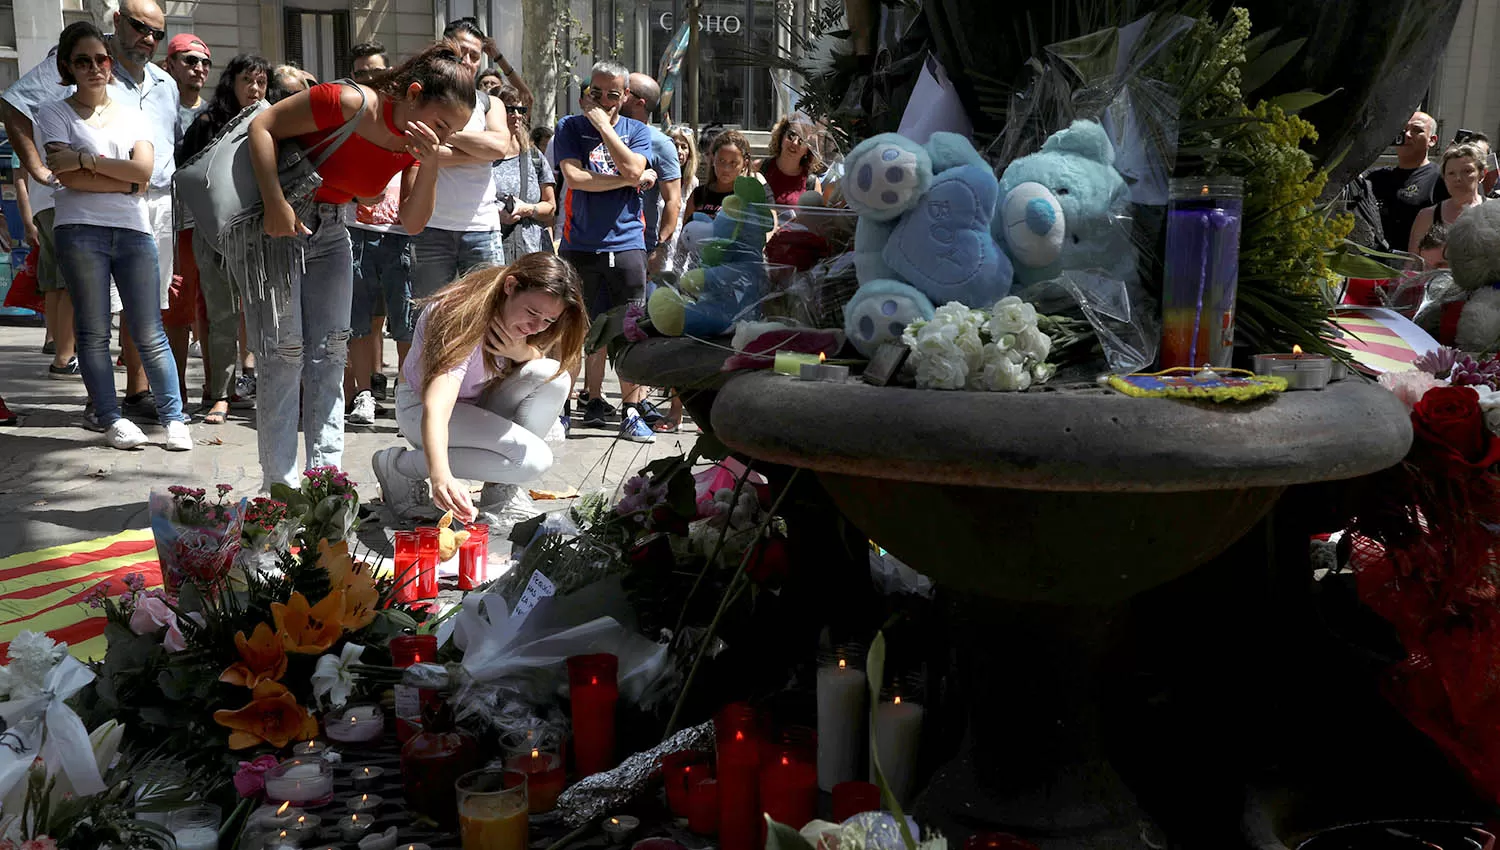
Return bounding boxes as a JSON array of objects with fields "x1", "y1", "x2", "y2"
[
  {"x1": 310, "y1": 643, "x2": 365, "y2": 710},
  {"x1": 51, "y1": 719, "x2": 123, "y2": 803}
]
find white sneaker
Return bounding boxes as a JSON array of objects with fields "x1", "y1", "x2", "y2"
[
  {"x1": 106, "y1": 419, "x2": 147, "y2": 450},
  {"x1": 372, "y1": 446, "x2": 431, "y2": 519},
  {"x1": 164, "y1": 420, "x2": 194, "y2": 452},
  {"x1": 347, "y1": 390, "x2": 376, "y2": 426}
]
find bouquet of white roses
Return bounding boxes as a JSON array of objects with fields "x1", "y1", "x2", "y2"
[{"x1": 901, "y1": 298, "x2": 1058, "y2": 391}]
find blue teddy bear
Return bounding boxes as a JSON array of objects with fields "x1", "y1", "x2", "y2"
[
  {"x1": 993, "y1": 119, "x2": 1136, "y2": 291},
  {"x1": 840, "y1": 132, "x2": 1014, "y2": 356},
  {"x1": 647, "y1": 176, "x2": 774, "y2": 337}
]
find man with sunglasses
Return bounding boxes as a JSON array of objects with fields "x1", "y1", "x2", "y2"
[
  {"x1": 1, "y1": 0, "x2": 182, "y2": 422},
  {"x1": 166, "y1": 34, "x2": 210, "y2": 153},
  {"x1": 554, "y1": 60, "x2": 655, "y2": 441}
]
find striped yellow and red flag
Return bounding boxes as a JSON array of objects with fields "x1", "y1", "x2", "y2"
[{"x1": 0, "y1": 529, "x2": 162, "y2": 662}]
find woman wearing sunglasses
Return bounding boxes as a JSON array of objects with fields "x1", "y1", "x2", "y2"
[
  {"x1": 759, "y1": 115, "x2": 824, "y2": 207},
  {"x1": 37, "y1": 20, "x2": 190, "y2": 451},
  {"x1": 492, "y1": 85, "x2": 556, "y2": 259}
]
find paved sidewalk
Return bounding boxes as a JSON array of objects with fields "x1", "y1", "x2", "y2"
[{"x1": 0, "y1": 315, "x2": 697, "y2": 558}]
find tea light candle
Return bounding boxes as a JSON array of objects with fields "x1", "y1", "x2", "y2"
[
  {"x1": 288, "y1": 812, "x2": 322, "y2": 842},
  {"x1": 339, "y1": 812, "x2": 375, "y2": 841},
  {"x1": 249, "y1": 802, "x2": 301, "y2": 833},
  {"x1": 347, "y1": 793, "x2": 383, "y2": 815},
  {"x1": 292, "y1": 740, "x2": 331, "y2": 759},
  {"x1": 800, "y1": 361, "x2": 850, "y2": 383},
  {"x1": 773, "y1": 351, "x2": 821, "y2": 376},
  {"x1": 396, "y1": 845, "x2": 431, "y2": 850},
  {"x1": 269, "y1": 829, "x2": 299, "y2": 850},
  {"x1": 326, "y1": 704, "x2": 385, "y2": 745},
  {"x1": 1251, "y1": 347, "x2": 1332, "y2": 391},
  {"x1": 603, "y1": 815, "x2": 640, "y2": 843},
  {"x1": 264, "y1": 758, "x2": 335, "y2": 808},
  {"x1": 351, "y1": 765, "x2": 386, "y2": 792}
]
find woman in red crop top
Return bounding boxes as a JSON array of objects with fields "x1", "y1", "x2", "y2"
[{"x1": 235, "y1": 40, "x2": 475, "y2": 492}]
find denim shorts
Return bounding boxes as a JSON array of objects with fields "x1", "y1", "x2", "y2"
[{"x1": 351, "y1": 228, "x2": 413, "y2": 342}]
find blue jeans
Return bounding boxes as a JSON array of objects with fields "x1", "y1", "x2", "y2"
[
  {"x1": 240, "y1": 205, "x2": 352, "y2": 490},
  {"x1": 55, "y1": 224, "x2": 184, "y2": 427},
  {"x1": 408, "y1": 228, "x2": 503, "y2": 302},
  {"x1": 351, "y1": 229, "x2": 413, "y2": 342}
]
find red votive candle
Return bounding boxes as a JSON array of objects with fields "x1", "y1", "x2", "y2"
[
  {"x1": 661, "y1": 751, "x2": 707, "y2": 818},
  {"x1": 416, "y1": 527, "x2": 440, "y2": 598},
  {"x1": 567, "y1": 653, "x2": 619, "y2": 777},
  {"x1": 503, "y1": 746, "x2": 566, "y2": 813},
  {"x1": 686, "y1": 776, "x2": 719, "y2": 835},
  {"x1": 390, "y1": 634, "x2": 438, "y2": 743},
  {"x1": 832, "y1": 780, "x2": 882, "y2": 822},
  {"x1": 715, "y1": 703, "x2": 762, "y2": 850},
  {"x1": 458, "y1": 523, "x2": 490, "y2": 591},
  {"x1": 392, "y1": 530, "x2": 420, "y2": 604},
  {"x1": 759, "y1": 727, "x2": 817, "y2": 830}
]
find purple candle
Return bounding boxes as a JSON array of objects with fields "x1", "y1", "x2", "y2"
[{"x1": 1161, "y1": 178, "x2": 1243, "y2": 369}]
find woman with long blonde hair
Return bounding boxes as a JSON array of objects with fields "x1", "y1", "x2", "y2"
[{"x1": 372, "y1": 252, "x2": 589, "y2": 524}]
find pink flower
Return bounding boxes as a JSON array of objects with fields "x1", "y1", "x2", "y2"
[
  {"x1": 20, "y1": 838, "x2": 57, "y2": 850},
  {"x1": 623, "y1": 303, "x2": 649, "y2": 342},
  {"x1": 1379, "y1": 370, "x2": 1446, "y2": 408},
  {"x1": 233, "y1": 754, "x2": 281, "y2": 798},
  {"x1": 128, "y1": 594, "x2": 174, "y2": 637}
]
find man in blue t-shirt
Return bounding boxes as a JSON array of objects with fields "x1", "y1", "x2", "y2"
[
  {"x1": 623, "y1": 73, "x2": 682, "y2": 277},
  {"x1": 554, "y1": 60, "x2": 655, "y2": 441}
]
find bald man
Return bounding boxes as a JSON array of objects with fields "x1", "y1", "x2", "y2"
[
  {"x1": 1366, "y1": 111, "x2": 1450, "y2": 251},
  {"x1": 622, "y1": 72, "x2": 681, "y2": 276}
]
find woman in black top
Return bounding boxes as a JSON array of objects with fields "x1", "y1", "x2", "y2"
[{"x1": 179, "y1": 53, "x2": 269, "y2": 423}]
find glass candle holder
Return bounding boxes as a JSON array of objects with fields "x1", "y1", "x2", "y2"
[
  {"x1": 392, "y1": 530, "x2": 421, "y2": 604},
  {"x1": 264, "y1": 757, "x2": 335, "y2": 808},
  {"x1": 566, "y1": 653, "x2": 619, "y2": 777},
  {"x1": 166, "y1": 803, "x2": 221, "y2": 850},
  {"x1": 1160, "y1": 177, "x2": 1244, "y2": 369},
  {"x1": 456, "y1": 768, "x2": 528, "y2": 850},
  {"x1": 816, "y1": 643, "x2": 867, "y2": 792},
  {"x1": 326, "y1": 704, "x2": 386, "y2": 745},
  {"x1": 715, "y1": 703, "x2": 761, "y2": 850},
  {"x1": 686, "y1": 776, "x2": 719, "y2": 835},
  {"x1": 391, "y1": 634, "x2": 439, "y2": 743},
  {"x1": 416, "y1": 526, "x2": 440, "y2": 598},
  {"x1": 660, "y1": 750, "x2": 709, "y2": 818},
  {"x1": 458, "y1": 523, "x2": 490, "y2": 591},
  {"x1": 759, "y1": 726, "x2": 817, "y2": 830},
  {"x1": 501, "y1": 733, "x2": 566, "y2": 814}
]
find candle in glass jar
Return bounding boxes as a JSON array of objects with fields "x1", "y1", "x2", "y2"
[
  {"x1": 567, "y1": 653, "x2": 619, "y2": 777},
  {"x1": 870, "y1": 696, "x2": 924, "y2": 808},
  {"x1": 326, "y1": 704, "x2": 385, "y2": 744},
  {"x1": 264, "y1": 758, "x2": 335, "y2": 808},
  {"x1": 416, "y1": 527, "x2": 440, "y2": 598},
  {"x1": 686, "y1": 776, "x2": 719, "y2": 835},
  {"x1": 660, "y1": 751, "x2": 706, "y2": 818},
  {"x1": 715, "y1": 704, "x2": 760, "y2": 850},
  {"x1": 502, "y1": 747, "x2": 566, "y2": 813},
  {"x1": 759, "y1": 735, "x2": 817, "y2": 830},
  {"x1": 458, "y1": 523, "x2": 490, "y2": 591},
  {"x1": 816, "y1": 650, "x2": 866, "y2": 791},
  {"x1": 393, "y1": 531, "x2": 421, "y2": 604}
]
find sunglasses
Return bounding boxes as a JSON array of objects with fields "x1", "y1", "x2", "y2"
[
  {"x1": 71, "y1": 53, "x2": 112, "y2": 71},
  {"x1": 587, "y1": 86, "x2": 624, "y2": 103},
  {"x1": 506, "y1": 104, "x2": 529, "y2": 115},
  {"x1": 177, "y1": 54, "x2": 210, "y2": 68},
  {"x1": 123, "y1": 14, "x2": 167, "y2": 42}
]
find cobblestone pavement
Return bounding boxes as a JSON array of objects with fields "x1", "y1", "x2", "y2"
[{"x1": 0, "y1": 315, "x2": 698, "y2": 559}]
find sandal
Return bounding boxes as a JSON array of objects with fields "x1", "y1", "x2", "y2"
[
  {"x1": 202, "y1": 400, "x2": 230, "y2": 425},
  {"x1": 653, "y1": 415, "x2": 681, "y2": 434}
]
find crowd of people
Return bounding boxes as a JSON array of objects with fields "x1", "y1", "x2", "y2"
[{"x1": 0, "y1": 0, "x2": 828, "y2": 530}]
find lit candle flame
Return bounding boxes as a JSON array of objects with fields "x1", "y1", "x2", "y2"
[
  {"x1": 351, "y1": 813, "x2": 361, "y2": 824},
  {"x1": 735, "y1": 730, "x2": 744, "y2": 742},
  {"x1": 591, "y1": 675, "x2": 598, "y2": 686},
  {"x1": 362, "y1": 768, "x2": 371, "y2": 777},
  {"x1": 611, "y1": 818, "x2": 620, "y2": 826},
  {"x1": 781, "y1": 756, "x2": 790, "y2": 766},
  {"x1": 838, "y1": 658, "x2": 846, "y2": 670},
  {"x1": 360, "y1": 794, "x2": 369, "y2": 804},
  {"x1": 276, "y1": 801, "x2": 290, "y2": 816},
  {"x1": 819, "y1": 352, "x2": 827, "y2": 363},
  {"x1": 1292, "y1": 345, "x2": 1304, "y2": 355},
  {"x1": 532, "y1": 748, "x2": 541, "y2": 759},
  {"x1": 297, "y1": 815, "x2": 307, "y2": 826},
  {"x1": 894, "y1": 695, "x2": 902, "y2": 705}
]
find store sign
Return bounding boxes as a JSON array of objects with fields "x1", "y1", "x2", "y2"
[{"x1": 659, "y1": 11, "x2": 743, "y2": 34}]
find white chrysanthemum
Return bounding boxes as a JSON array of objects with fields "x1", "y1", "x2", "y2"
[
  {"x1": 1017, "y1": 325, "x2": 1053, "y2": 361},
  {"x1": 988, "y1": 295, "x2": 1038, "y2": 337},
  {"x1": 912, "y1": 348, "x2": 969, "y2": 390},
  {"x1": 5, "y1": 631, "x2": 67, "y2": 698}
]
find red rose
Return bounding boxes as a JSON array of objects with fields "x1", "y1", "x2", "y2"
[
  {"x1": 1412, "y1": 386, "x2": 1500, "y2": 468},
  {"x1": 745, "y1": 537, "x2": 789, "y2": 584}
]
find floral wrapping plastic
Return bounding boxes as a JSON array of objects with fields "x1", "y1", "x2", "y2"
[{"x1": 148, "y1": 491, "x2": 245, "y2": 596}]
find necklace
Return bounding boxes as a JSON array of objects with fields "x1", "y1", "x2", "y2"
[{"x1": 68, "y1": 95, "x2": 111, "y2": 120}]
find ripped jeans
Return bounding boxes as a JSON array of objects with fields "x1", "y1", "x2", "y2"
[{"x1": 241, "y1": 205, "x2": 353, "y2": 490}]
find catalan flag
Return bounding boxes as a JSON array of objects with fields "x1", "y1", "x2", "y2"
[
  {"x1": 1332, "y1": 306, "x2": 1441, "y2": 375},
  {"x1": 0, "y1": 530, "x2": 163, "y2": 662}
]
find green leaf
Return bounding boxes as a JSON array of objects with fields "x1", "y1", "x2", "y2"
[
  {"x1": 765, "y1": 815, "x2": 816, "y2": 850},
  {"x1": 1240, "y1": 37, "x2": 1306, "y2": 94},
  {"x1": 1270, "y1": 90, "x2": 1330, "y2": 115},
  {"x1": 689, "y1": 432, "x2": 732, "y2": 463},
  {"x1": 1324, "y1": 250, "x2": 1402, "y2": 279},
  {"x1": 866, "y1": 632, "x2": 917, "y2": 850}
]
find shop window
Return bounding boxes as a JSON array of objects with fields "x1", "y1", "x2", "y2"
[
  {"x1": 650, "y1": 0, "x2": 777, "y2": 130},
  {"x1": 284, "y1": 9, "x2": 351, "y2": 84}
]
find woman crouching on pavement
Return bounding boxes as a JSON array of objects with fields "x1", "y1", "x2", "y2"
[{"x1": 372, "y1": 252, "x2": 588, "y2": 526}]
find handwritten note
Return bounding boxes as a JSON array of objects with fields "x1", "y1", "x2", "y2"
[{"x1": 512, "y1": 570, "x2": 556, "y2": 626}]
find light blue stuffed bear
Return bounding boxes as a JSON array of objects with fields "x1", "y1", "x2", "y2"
[
  {"x1": 993, "y1": 119, "x2": 1137, "y2": 290},
  {"x1": 840, "y1": 132, "x2": 1014, "y2": 356},
  {"x1": 647, "y1": 176, "x2": 773, "y2": 337}
]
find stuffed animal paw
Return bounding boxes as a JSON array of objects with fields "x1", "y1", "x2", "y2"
[
  {"x1": 843, "y1": 134, "x2": 932, "y2": 220},
  {"x1": 436, "y1": 510, "x2": 470, "y2": 561},
  {"x1": 844, "y1": 279, "x2": 936, "y2": 357},
  {"x1": 885, "y1": 165, "x2": 1012, "y2": 307}
]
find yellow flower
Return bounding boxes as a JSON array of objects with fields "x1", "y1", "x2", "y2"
[
  {"x1": 220, "y1": 622, "x2": 288, "y2": 688},
  {"x1": 213, "y1": 681, "x2": 319, "y2": 749},
  {"x1": 272, "y1": 591, "x2": 346, "y2": 654}
]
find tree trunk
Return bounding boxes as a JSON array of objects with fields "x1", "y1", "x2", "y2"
[{"x1": 523, "y1": 0, "x2": 561, "y2": 129}]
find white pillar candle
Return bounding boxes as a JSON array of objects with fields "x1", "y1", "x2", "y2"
[
  {"x1": 816, "y1": 656, "x2": 867, "y2": 791},
  {"x1": 170, "y1": 827, "x2": 219, "y2": 850},
  {"x1": 870, "y1": 697, "x2": 923, "y2": 807}
]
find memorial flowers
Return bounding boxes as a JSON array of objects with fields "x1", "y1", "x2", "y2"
[{"x1": 901, "y1": 298, "x2": 1058, "y2": 391}]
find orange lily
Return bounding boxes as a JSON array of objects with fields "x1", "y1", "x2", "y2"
[
  {"x1": 220, "y1": 622, "x2": 288, "y2": 688},
  {"x1": 320, "y1": 540, "x2": 379, "y2": 630},
  {"x1": 213, "y1": 680, "x2": 319, "y2": 749},
  {"x1": 272, "y1": 590, "x2": 346, "y2": 654}
]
